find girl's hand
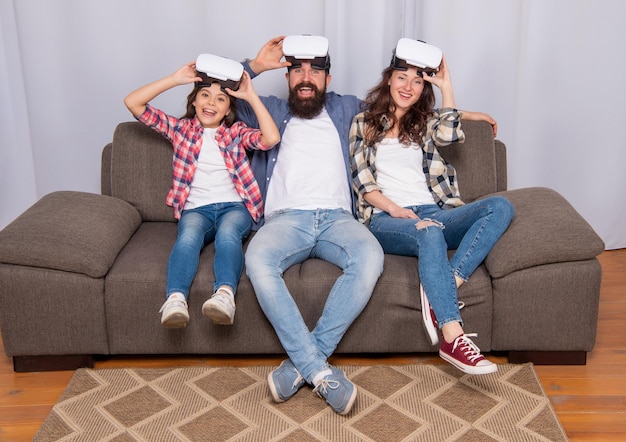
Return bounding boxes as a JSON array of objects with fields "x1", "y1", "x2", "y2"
[
  {"x1": 172, "y1": 61, "x2": 202, "y2": 86},
  {"x1": 225, "y1": 71, "x2": 254, "y2": 100}
]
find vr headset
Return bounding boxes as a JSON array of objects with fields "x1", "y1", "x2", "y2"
[
  {"x1": 195, "y1": 53, "x2": 244, "y2": 91},
  {"x1": 282, "y1": 35, "x2": 331, "y2": 71},
  {"x1": 390, "y1": 38, "x2": 442, "y2": 74}
]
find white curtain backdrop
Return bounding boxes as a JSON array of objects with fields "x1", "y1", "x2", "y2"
[{"x1": 1, "y1": 0, "x2": 624, "y2": 249}]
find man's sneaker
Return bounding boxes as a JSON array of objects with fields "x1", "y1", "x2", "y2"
[
  {"x1": 439, "y1": 333, "x2": 497, "y2": 375},
  {"x1": 313, "y1": 366, "x2": 357, "y2": 415},
  {"x1": 202, "y1": 288, "x2": 235, "y2": 325},
  {"x1": 159, "y1": 294, "x2": 189, "y2": 328},
  {"x1": 267, "y1": 359, "x2": 306, "y2": 402},
  {"x1": 420, "y1": 284, "x2": 439, "y2": 346}
]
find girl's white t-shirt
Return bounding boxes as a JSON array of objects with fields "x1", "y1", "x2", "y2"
[{"x1": 184, "y1": 128, "x2": 242, "y2": 210}]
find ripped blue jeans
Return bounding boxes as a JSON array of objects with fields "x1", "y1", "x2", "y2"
[{"x1": 368, "y1": 196, "x2": 514, "y2": 327}]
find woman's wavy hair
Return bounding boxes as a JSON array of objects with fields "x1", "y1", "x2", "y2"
[
  {"x1": 361, "y1": 65, "x2": 435, "y2": 146},
  {"x1": 181, "y1": 84, "x2": 237, "y2": 127}
]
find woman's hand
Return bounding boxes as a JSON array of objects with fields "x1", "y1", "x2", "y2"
[
  {"x1": 423, "y1": 56, "x2": 452, "y2": 91},
  {"x1": 423, "y1": 56, "x2": 456, "y2": 108},
  {"x1": 389, "y1": 206, "x2": 419, "y2": 219}
]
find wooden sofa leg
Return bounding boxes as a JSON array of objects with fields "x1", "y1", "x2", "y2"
[
  {"x1": 508, "y1": 350, "x2": 587, "y2": 365},
  {"x1": 13, "y1": 355, "x2": 95, "y2": 372}
]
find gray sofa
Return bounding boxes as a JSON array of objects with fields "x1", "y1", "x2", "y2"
[{"x1": 0, "y1": 120, "x2": 605, "y2": 372}]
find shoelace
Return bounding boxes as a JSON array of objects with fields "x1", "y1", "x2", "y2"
[
  {"x1": 210, "y1": 291, "x2": 235, "y2": 308},
  {"x1": 159, "y1": 298, "x2": 187, "y2": 313},
  {"x1": 290, "y1": 370, "x2": 304, "y2": 389},
  {"x1": 313, "y1": 378, "x2": 340, "y2": 397},
  {"x1": 452, "y1": 333, "x2": 483, "y2": 363}
]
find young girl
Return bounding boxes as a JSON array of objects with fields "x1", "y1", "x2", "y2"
[
  {"x1": 350, "y1": 41, "x2": 514, "y2": 375},
  {"x1": 124, "y1": 59, "x2": 279, "y2": 328}
]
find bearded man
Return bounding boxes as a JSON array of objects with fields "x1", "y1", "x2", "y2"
[{"x1": 234, "y1": 35, "x2": 385, "y2": 415}]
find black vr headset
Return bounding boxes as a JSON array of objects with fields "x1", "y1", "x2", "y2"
[
  {"x1": 390, "y1": 38, "x2": 442, "y2": 75},
  {"x1": 283, "y1": 35, "x2": 331, "y2": 71},
  {"x1": 195, "y1": 54, "x2": 244, "y2": 91}
]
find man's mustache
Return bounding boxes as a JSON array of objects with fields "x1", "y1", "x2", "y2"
[{"x1": 294, "y1": 82, "x2": 319, "y2": 93}]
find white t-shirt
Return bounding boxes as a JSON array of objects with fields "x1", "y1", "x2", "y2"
[
  {"x1": 264, "y1": 108, "x2": 352, "y2": 217},
  {"x1": 373, "y1": 138, "x2": 435, "y2": 212},
  {"x1": 184, "y1": 128, "x2": 242, "y2": 210}
]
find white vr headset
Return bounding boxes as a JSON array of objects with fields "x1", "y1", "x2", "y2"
[
  {"x1": 195, "y1": 53, "x2": 244, "y2": 90},
  {"x1": 282, "y1": 35, "x2": 331, "y2": 70},
  {"x1": 391, "y1": 38, "x2": 442, "y2": 72}
]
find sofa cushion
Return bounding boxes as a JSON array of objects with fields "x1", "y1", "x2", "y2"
[
  {"x1": 110, "y1": 122, "x2": 175, "y2": 222},
  {"x1": 484, "y1": 187, "x2": 605, "y2": 278},
  {"x1": 0, "y1": 191, "x2": 141, "y2": 278}
]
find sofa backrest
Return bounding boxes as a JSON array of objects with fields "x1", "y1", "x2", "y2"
[
  {"x1": 436, "y1": 120, "x2": 504, "y2": 203},
  {"x1": 101, "y1": 120, "x2": 506, "y2": 221},
  {"x1": 105, "y1": 122, "x2": 175, "y2": 222}
]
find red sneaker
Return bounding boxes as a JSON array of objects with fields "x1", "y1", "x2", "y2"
[
  {"x1": 420, "y1": 284, "x2": 439, "y2": 346},
  {"x1": 439, "y1": 333, "x2": 497, "y2": 375}
]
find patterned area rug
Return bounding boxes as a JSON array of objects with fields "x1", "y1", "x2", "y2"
[{"x1": 34, "y1": 363, "x2": 567, "y2": 441}]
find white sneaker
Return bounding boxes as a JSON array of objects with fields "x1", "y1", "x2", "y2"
[
  {"x1": 202, "y1": 288, "x2": 235, "y2": 325},
  {"x1": 159, "y1": 293, "x2": 189, "y2": 328}
]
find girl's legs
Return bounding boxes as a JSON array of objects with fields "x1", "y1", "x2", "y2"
[
  {"x1": 202, "y1": 202, "x2": 252, "y2": 325},
  {"x1": 161, "y1": 206, "x2": 217, "y2": 327}
]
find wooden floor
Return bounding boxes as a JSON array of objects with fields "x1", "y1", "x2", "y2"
[{"x1": 1, "y1": 249, "x2": 624, "y2": 441}]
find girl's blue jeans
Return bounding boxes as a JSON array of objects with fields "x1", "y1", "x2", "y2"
[
  {"x1": 369, "y1": 195, "x2": 514, "y2": 328},
  {"x1": 166, "y1": 202, "x2": 252, "y2": 299}
]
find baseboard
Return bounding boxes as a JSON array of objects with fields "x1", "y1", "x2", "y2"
[
  {"x1": 13, "y1": 355, "x2": 95, "y2": 372},
  {"x1": 508, "y1": 350, "x2": 587, "y2": 365}
]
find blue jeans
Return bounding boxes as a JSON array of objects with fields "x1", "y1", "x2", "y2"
[
  {"x1": 245, "y1": 209, "x2": 384, "y2": 383},
  {"x1": 369, "y1": 195, "x2": 514, "y2": 328},
  {"x1": 166, "y1": 202, "x2": 252, "y2": 299}
]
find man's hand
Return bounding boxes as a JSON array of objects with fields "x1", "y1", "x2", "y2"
[{"x1": 248, "y1": 36, "x2": 292, "y2": 74}]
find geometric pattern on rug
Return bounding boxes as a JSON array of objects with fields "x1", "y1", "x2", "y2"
[{"x1": 33, "y1": 363, "x2": 567, "y2": 442}]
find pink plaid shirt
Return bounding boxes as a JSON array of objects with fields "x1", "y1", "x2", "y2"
[{"x1": 138, "y1": 104, "x2": 272, "y2": 221}]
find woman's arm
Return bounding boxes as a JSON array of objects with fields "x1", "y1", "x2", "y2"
[
  {"x1": 124, "y1": 62, "x2": 201, "y2": 117},
  {"x1": 423, "y1": 56, "x2": 497, "y2": 137},
  {"x1": 460, "y1": 111, "x2": 498, "y2": 137},
  {"x1": 364, "y1": 190, "x2": 419, "y2": 219}
]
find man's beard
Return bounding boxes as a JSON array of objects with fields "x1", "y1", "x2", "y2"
[{"x1": 288, "y1": 81, "x2": 327, "y2": 119}]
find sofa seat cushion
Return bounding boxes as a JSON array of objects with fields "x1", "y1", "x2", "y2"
[
  {"x1": 0, "y1": 191, "x2": 141, "y2": 278},
  {"x1": 485, "y1": 187, "x2": 605, "y2": 278}
]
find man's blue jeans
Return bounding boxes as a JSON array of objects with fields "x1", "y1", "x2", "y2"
[
  {"x1": 369, "y1": 195, "x2": 514, "y2": 328},
  {"x1": 245, "y1": 209, "x2": 384, "y2": 383},
  {"x1": 166, "y1": 202, "x2": 252, "y2": 299}
]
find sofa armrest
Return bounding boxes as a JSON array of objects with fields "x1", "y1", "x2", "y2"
[
  {"x1": 484, "y1": 187, "x2": 605, "y2": 278},
  {"x1": 494, "y1": 140, "x2": 507, "y2": 192},
  {"x1": 0, "y1": 191, "x2": 141, "y2": 278},
  {"x1": 102, "y1": 142, "x2": 112, "y2": 196}
]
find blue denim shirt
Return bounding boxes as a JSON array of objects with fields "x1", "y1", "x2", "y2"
[{"x1": 236, "y1": 61, "x2": 362, "y2": 228}]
